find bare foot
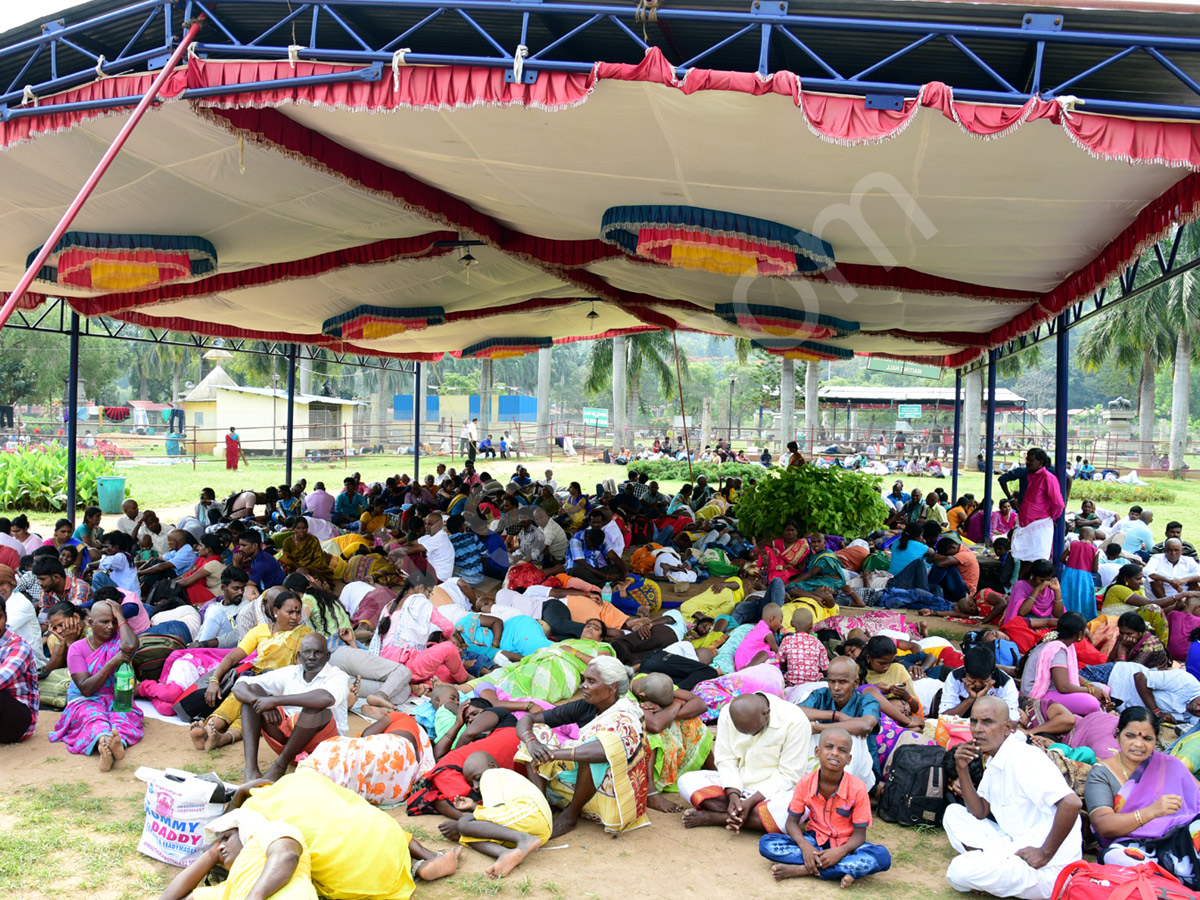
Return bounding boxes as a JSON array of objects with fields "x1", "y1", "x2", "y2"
[
  {"x1": 772, "y1": 864, "x2": 810, "y2": 882},
  {"x1": 681, "y1": 808, "x2": 726, "y2": 829},
  {"x1": 917, "y1": 621, "x2": 929, "y2": 637},
  {"x1": 205, "y1": 723, "x2": 237, "y2": 751},
  {"x1": 485, "y1": 835, "x2": 540, "y2": 879},
  {"x1": 647, "y1": 793, "x2": 684, "y2": 814},
  {"x1": 98, "y1": 735, "x2": 115, "y2": 772},
  {"x1": 347, "y1": 676, "x2": 361, "y2": 707},
  {"x1": 189, "y1": 720, "x2": 207, "y2": 751},
  {"x1": 109, "y1": 732, "x2": 126, "y2": 761},
  {"x1": 365, "y1": 693, "x2": 396, "y2": 711},
  {"x1": 261, "y1": 764, "x2": 287, "y2": 783},
  {"x1": 360, "y1": 704, "x2": 391, "y2": 721},
  {"x1": 416, "y1": 847, "x2": 462, "y2": 882},
  {"x1": 840, "y1": 875, "x2": 856, "y2": 888},
  {"x1": 437, "y1": 819, "x2": 460, "y2": 840},
  {"x1": 549, "y1": 810, "x2": 580, "y2": 838}
]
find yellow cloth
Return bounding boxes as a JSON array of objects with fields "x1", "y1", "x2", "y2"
[
  {"x1": 329, "y1": 533, "x2": 371, "y2": 558},
  {"x1": 245, "y1": 766, "x2": 415, "y2": 900},
  {"x1": 460, "y1": 768, "x2": 553, "y2": 848},
  {"x1": 359, "y1": 512, "x2": 388, "y2": 534},
  {"x1": 212, "y1": 624, "x2": 315, "y2": 728},
  {"x1": 679, "y1": 578, "x2": 744, "y2": 621},
  {"x1": 865, "y1": 662, "x2": 921, "y2": 709},
  {"x1": 192, "y1": 822, "x2": 317, "y2": 900},
  {"x1": 782, "y1": 598, "x2": 838, "y2": 626}
]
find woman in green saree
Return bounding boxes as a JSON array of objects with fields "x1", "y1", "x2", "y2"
[
  {"x1": 787, "y1": 533, "x2": 846, "y2": 593},
  {"x1": 478, "y1": 619, "x2": 615, "y2": 704}
]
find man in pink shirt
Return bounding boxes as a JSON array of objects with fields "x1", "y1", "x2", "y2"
[
  {"x1": 1010, "y1": 448, "x2": 1064, "y2": 577},
  {"x1": 304, "y1": 482, "x2": 335, "y2": 521}
]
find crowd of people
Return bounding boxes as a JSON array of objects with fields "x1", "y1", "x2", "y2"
[{"x1": 4, "y1": 446, "x2": 1200, "y2": 898}]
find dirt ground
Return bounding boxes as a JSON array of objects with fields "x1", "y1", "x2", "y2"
[{"x1": 3, "y1": 704, "x2": 963, "y2": 900}]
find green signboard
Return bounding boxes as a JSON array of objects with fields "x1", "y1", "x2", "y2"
[
  {"x1": 897, "y1": 404, "x2": 922, "y2": 419},
  {"x1": 583, "y1": 407, "x2": 609, "y2": 426},
  {"x1": 866, "y1": 357, "x2": 941, "y2": 380}
]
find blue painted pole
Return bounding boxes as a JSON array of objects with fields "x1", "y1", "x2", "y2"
[
  {"x1": 413, "y1": 362, "x2": 422, "y2": 485},
  {"x1": 983, "y1": 350, "x2": 997, "y2": 543},
  {"x1": 951, "y1": 368, "x2": 962, "y2": 502},
  {"x1": 1053, "y1": 313, "x2": 1070, "y2": 572},
  {"x1": 285, "y1": 343, "x2": 297, "y2": 486},
  {"x1": 66, "y1": 311, "x2": 80, "y2": 521}
]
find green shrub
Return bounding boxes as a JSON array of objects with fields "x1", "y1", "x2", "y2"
[
  {"x1": 1072, "y1": 482, "x2": 1176, "y2": 505},
  {"x1": 0, "y1": 446, "x2": 122, "y2": 512},
  {"x1": 627, "y1": 460, "x2": 766, "y2": 483},
  {"x1": 734, "y1": 466, "x2": 890, "y2": 540}
]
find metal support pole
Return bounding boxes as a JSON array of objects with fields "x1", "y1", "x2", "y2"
[
  {"x1": 1053, "y1": 312, "x2": 1070, "y2": 572},
  {"x1": 413, "y1": 362, "x2": 422, "y2": 485},
  {"x1": 66, "y1": 312, "x2": 80, "y2": 520},
  {"x1": 0, "y1": 18, "x2": 206, "y2": 331},
  {"x1": 285, "y1": 343, "x2": 297, "y2": 486},
  {"x1": 952, "y1": 368, "x2": 962, "y2": 501},
  {"x1": 983, "y1": 351, "x2": 998, "y2": 542}
]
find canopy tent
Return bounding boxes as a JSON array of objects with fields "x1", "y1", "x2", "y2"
[
  {"x1": 0, "y1": 1, "x2": 1199, "y2": 369},
  {"x1": 817, "y1": 385, "x2": 1026, "y2": 411}
]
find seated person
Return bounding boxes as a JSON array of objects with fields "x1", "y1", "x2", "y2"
[
  {"x1": 629, "y1": 673, "x2": 713, "y2": 813},
  {"x1": 759, "y1": 727, "x2": 892, "y2": 887},
  {"x1": 939, "y1": 645, "x2": 1020, "y2": 719},
  {"x1": 1085, "y1": 706, "x2": 1200, "y2": 887},
  {"x1": 157, "y1": 807, "x2": 318, "y2": 900},
  {"x1": 799, "y1": 656, "x2": 881, "y2": 790},
  {"x1": 733, "y1": 603, "x2": 784, "y2": 670},
  {"x1": 233, "y1": 633, "x2": 350, "y2": 782},
  {"x1": 452, "y1": 750, "x2": 552, "y2": 879},
  {"x1": 563, "y1": 528, "x2": 626, "y2": 588},
  {"x1": 515, "y1": 657, "x2": 650, "y2": 836},
  {"x1": 0, "y1": 591, "x2": 39, "y2": 743},
  {"x1": 945, "y1": 697, "x2": 1083, "y2": 899},
  {"x1": 234, "y1": 530, "x2": 286, "y2": 591},
  {"x1": 997, "y1": 559, "x2": 1064, "y2": 629},
  {"x1": 677, "y1": 692, "x2": 813, "y2": 832},
  {"x1": 778, "y1": 608, "x2": 829, "y2": 688}
]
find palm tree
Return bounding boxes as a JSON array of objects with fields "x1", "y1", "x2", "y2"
[
  {"x1": 584, "y1": 331, "x2": 689, "y2": 445},
  {"x1": 1078, "y1": 223, "x2": 1200, "y2": 475}
]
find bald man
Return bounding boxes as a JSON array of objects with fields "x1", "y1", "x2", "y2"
[
  {"x1": 945, "y1": 696, "x2": 1082, "y2": 899},
  {"x1": 233, "y1": 632, "x2": 351, "y2": 782},
  {"x1": 1145, "y1": 538, "x2": 1200, "y2": 600},
  {"x1": 677, "y1": 692, "x2": 813, "y2": 833}
]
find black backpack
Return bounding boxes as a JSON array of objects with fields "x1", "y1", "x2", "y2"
[{"x1": 878, "y1": 744, "x2": 951, "y2": 827}]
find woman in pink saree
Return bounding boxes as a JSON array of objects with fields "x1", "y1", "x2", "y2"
[
  {"x1": 48, "y1": 599, "x2": 143, "y2": 770},
  {"x1": 1085, "y1": 706, "x2": 1200, "y2": 886}
]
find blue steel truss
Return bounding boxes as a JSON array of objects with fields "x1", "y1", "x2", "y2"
[
  {"x1": 1, "y1": 1, "x2": 1200, "y2": 120},
  {"x1": 959, "y1": 220, "x2": 1200, "y2": 375}
]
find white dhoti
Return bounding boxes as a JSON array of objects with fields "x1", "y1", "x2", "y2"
[
  {"x1": 495, "y1": 587, "x2": 548, "y2": 619},
  {"x1": 675, "y1": 770, "x2": 793, "y2": 833},
  {"x1": 1011, "y1": 517, "x2": 1054, "y2": 563},
  {"x1": 943, "y1": 805, "x2": 1068, "y2": 900}
]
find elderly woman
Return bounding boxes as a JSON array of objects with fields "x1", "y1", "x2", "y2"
[
  {"x1": 278, "y1": 518, "x2": 335, "y2": 584},
  {"x1": 787, "y1": 533, "x2": 845, "y2": 594},
  {"x1": 514, "y1": 656, "x2": 650, "y2": 836},
  {"x1": 1085, "y1": 707, "x2": 1200, "y2": 885},
  {"x1": 48, "y1": 599, "x2": 142, "y2": 770}
]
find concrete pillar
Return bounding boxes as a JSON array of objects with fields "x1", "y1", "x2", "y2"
[
  {"x1": 700, "y1": 396, "x2": 713, "y2": 449},
  {"x1": 536, "y1": 346, "x2": 552, "y2": 455},
  {"x1": 479, "y1": 358, "x2": 493, "y2": 435},
  {"x1": 805, "y1": 360, "x2": 819, "y2": 454},
  {"x1": 612, "y1": 336, "x2": 627, "y2": 450},
  {"x1": 298, "y1": 350, "x2": 312, "y2": 396},
  {"x1": 964, "y1": 368, "x2": 983, "y2": 466},
  {"x1": 780, "y1": 357, "x2": 795, "y2": 453},
  {"x1": 415, "y1": 362, "x2": 428, "y2": 449}
]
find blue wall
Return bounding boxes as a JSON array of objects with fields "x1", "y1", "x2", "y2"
[{"x1": 392, "y1": 395, "x2": 439, "y2": 422}]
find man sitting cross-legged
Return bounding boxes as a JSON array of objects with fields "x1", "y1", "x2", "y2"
[{"x1": 233, "y1": 632, "x2": 351, "y2": 782}]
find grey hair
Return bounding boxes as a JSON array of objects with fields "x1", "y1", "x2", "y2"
[{"x1": 590, "y1": 655, "x2": 633, "y2": 694}]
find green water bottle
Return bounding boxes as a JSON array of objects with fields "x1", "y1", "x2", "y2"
[{"x1": 113, "y1": 662, "x2": 134, "y2": 713}]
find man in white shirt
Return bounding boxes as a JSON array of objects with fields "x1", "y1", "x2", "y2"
[
  {"x1": 433, "y1": 463, "x2": 450, "y2": 486},
  {"x1": 0, "y1": 574, "x2": 45, "y2": 667},
  {"x1": 233, "y1": 633, "x2": 350, "y2": 782},
  {"x1": 590, "y1": 509, "x2": 626, "y2": 556},
  {"x1": 534, "y1": 508, "x2": 569, "y2": 565},
  {"x1": 465, "y1": 418, "x2": 479, "y2": 461},
  {"x1": 939, "y1": 646, "x2": 1020, "y2": 720},
  {"x1": 389, "y1": 512, "x2": 455, "y2": 585},
  {"x1": 945, "y1": 697, "x2": 1082, "y2": 899},
  {"x1": 1107, "y1": 662, "x2": 1200, "y2": 729},
  {"x1": 676, "y1": 692, "x2": 813, "y2": 833},
  {"x1": 1144, "y1": 539, "x2": 1200, "y2": 600},
  {"x1": 113, "y1": 499, "x2": 142, "y2": 536},
  {"x1": 541, "y1": 469, "x2": 558, "y2": 492}
]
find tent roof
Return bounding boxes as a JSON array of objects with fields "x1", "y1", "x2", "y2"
[
  {"x1": 818, "y1": 385, "x2": 1026, "y2": 404},
  {"x1": 2, "y1": 3, "x2": 1200, "y2": 367}
]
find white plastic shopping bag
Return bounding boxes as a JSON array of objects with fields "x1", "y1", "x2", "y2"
[{"x1": 134, "y1": 766, "x2": 231, "y2": 867}]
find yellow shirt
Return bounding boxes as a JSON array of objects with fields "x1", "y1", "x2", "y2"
[
  {"x1": 359, "y1": 511, "x2": 387, "y2": 534},
  {"x1": 246, "y1": 766, "x2": 415, "y2": 900},
  {"x1": 193, "y1": 822, "x2": 317, "y2": 900}
]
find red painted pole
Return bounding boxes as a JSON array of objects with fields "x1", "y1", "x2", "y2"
[{"x1": 0, "y1": 17, "x2": 205, "y2": 331}]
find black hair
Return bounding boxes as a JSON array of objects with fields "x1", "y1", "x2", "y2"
[
  {"x1": 993, "y1": 536, "x2": 1011, "y2": 553},
  {"x1": 1028, "y1": 448, "x2": 1051, "y2": 467},
  {"x1": 898, "y1": 521, "x2": 923, "y2": 551},
  {"x1": 1057, "y1": 611, "x2": 1087, "y2": 642},
  {"x1": 376, "y1": 579, "x2": 416, "y2": 640},
  {"x1": 858, "y1": 635, "x2": 897, "y2": 680},
  {"x1": 935, "y1": 536, "x2": 959, "y2": 555},
  {"x1": 1117, "y1": 611, "x2": 1147, "y2": 634},
  {"x1": 1116, "y1": 705, "x2": 1160, "y2": 735},
  {"x1": 84, "y1": 506, "x2": 102, "y2": 521},
  {"x1": 283, "y1": 574, "x2": 343, "y2": 634},
  {"x1": 1168, "y1": 520, "x2": 1184, "y2": 531},
  {"x1": 584, "y1": 528, "x2": 605, "y2": 549},
  {"x1": 46, "y1": 600, "x2": 85, "y2": 621},
  {"x1": 93, "y1": 585, "x2": 125, "y2": 604},
  {"x1": 221, "y1": 565, "x2": 249, "y2": 586},
  {"x1": 963, "y1": 645, "x2": 996, "y2": 679},
  {"x1": 1029, "y1": 559, "x2": 1056, "y2": 580},
  {"x1": 200, "y1": 533, "x2": 225, "y2": 555},
  {"x1": 1106, "y1": 543, "x2": 1124, "y2": 560},
  {"x1": 103, "y1": 531, "x2": 133, "y2": 553},
  {"x1": 1114, "y1": 563, "x2": 1144, "y2": 587},
  {"x1": 11, "y1": 515, "x2": 29, "y2": 530},
  {"x1": 271, "y1": 589, "x2": 300, "y2": 611},
  {"x1": 55, "y1": 518, "x2": 72, "y2": 531},
  {"x1": 31, "y1": 557, "x2": 65, "y2": 579},
  {"x1": 239, "y1": 530, "x2": 262, "y2": 546}
]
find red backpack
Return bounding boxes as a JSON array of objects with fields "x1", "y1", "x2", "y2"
[{"x1": 1052, "y1": 861, "x2": 1198, "y2": 900}]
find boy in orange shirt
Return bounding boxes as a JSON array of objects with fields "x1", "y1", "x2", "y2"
[{"x1": 758, "y1": 727, "x2": 891, "y2": 887}]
